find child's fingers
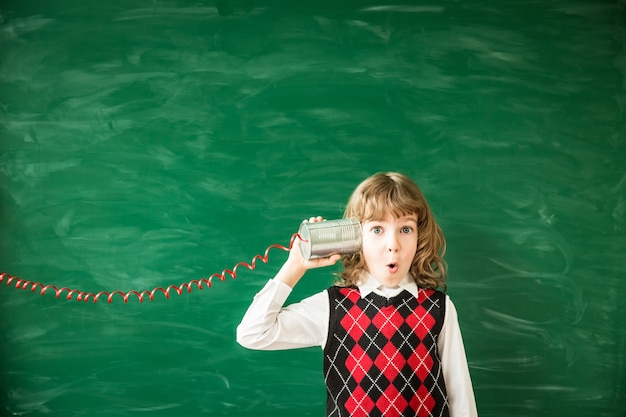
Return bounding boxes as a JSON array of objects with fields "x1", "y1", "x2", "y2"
[
  {"x1": 326, "y1": 254, "x2": 342, "y2": 264},
  {"x1": 305, "y1": 216, "x2": 324, "y2": 223},
  {"x1": 306, "y1": 253, "x2": 341, "y2": 269}
]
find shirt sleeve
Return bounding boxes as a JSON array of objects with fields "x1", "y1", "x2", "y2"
[
  {"x1": 236, "y1": 279, "x2": 329, "y2": 350},
  {"x1": 438, "y1": 296, "x2": 479, "y2": 417}
]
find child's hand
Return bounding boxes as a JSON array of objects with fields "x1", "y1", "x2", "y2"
[
  {"x1": 276, "y1": 216, "x2": 341, "y2": 288},
  {"x1": 292, "y1": 216, "x2": 342, "y2": 269}
]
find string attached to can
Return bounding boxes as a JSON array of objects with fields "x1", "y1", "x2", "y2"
[{"x1": 0, "y1": 234, "x2": 302, "y2": 304}]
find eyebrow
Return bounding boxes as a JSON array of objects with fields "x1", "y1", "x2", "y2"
[{"x1": 366, "y1": 217, "x2": 418, "y2": 224}]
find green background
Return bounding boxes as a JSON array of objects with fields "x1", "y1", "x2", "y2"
[{"x1": 1, "y1": 0, "x2": 625, "y2": 416}]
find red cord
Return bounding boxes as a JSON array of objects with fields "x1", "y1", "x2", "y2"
[{"x1": 0, "y1": 234, "x2": 302, "y2": 304}]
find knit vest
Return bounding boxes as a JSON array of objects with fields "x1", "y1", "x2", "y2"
[{"x1": 323, "y1": 286, "x2": 449, "y2": 417}]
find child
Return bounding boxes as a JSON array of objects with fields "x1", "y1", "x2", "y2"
[{"x1": 237, "y1": 172, "x2": 478, "y2": 417}]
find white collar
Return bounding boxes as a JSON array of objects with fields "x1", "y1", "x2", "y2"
[{"x1": 357, "y1": 274, "x2": 419, "y2": 299}]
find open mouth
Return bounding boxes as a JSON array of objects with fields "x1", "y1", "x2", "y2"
[{"x1": 386, "y1": 263, "x2": 399, "y2": 273}]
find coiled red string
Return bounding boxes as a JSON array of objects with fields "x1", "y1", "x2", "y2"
[{"x1": 0, "y1": 234, "x2": 302, "y2": 304}]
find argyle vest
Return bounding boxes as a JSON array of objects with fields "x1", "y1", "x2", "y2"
[{"x1": 323, "y1": 286, "x2": 449, "y2": 417}]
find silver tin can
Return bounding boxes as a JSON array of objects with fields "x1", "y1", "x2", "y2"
[{"x1": 298, "y1": 219, "x2": 362, "y2": 260}]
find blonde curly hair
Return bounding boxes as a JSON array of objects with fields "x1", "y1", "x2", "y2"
[{"x1": 337, "y1": 172, "x2": 447, "y2": 291}]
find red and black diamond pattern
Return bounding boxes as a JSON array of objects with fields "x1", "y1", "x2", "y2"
[{"x1": 324, "y1": 286, "x2": 449, "y2": 417}]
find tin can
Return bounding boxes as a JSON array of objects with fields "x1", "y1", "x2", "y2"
[{"x1": 298, "y1": 219, "x2": 362, "y2": 260}]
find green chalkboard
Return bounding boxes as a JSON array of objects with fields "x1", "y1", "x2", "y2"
[{"x1": 1, "y1": 1, "x2": 625, "y2": 416}]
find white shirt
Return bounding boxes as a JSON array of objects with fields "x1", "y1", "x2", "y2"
[{"x1": 237, "y1": 275, "x2": 478, "y2": 417}]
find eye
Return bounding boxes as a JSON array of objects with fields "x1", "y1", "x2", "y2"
[
  {"x1": 371, "y1": 226, "x2": 382, "y2": 234},
  {"x1": 401, "y1": 226, "x2": 413, "y2": 234}
]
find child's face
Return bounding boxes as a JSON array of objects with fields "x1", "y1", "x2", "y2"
[{"x1": 361, "y1": 211, "x2": 418, "y2": 287}]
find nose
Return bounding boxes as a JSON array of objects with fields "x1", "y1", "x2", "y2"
[{"x1": 387, "y1": 233, "x2": 399, "y2": 252}]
